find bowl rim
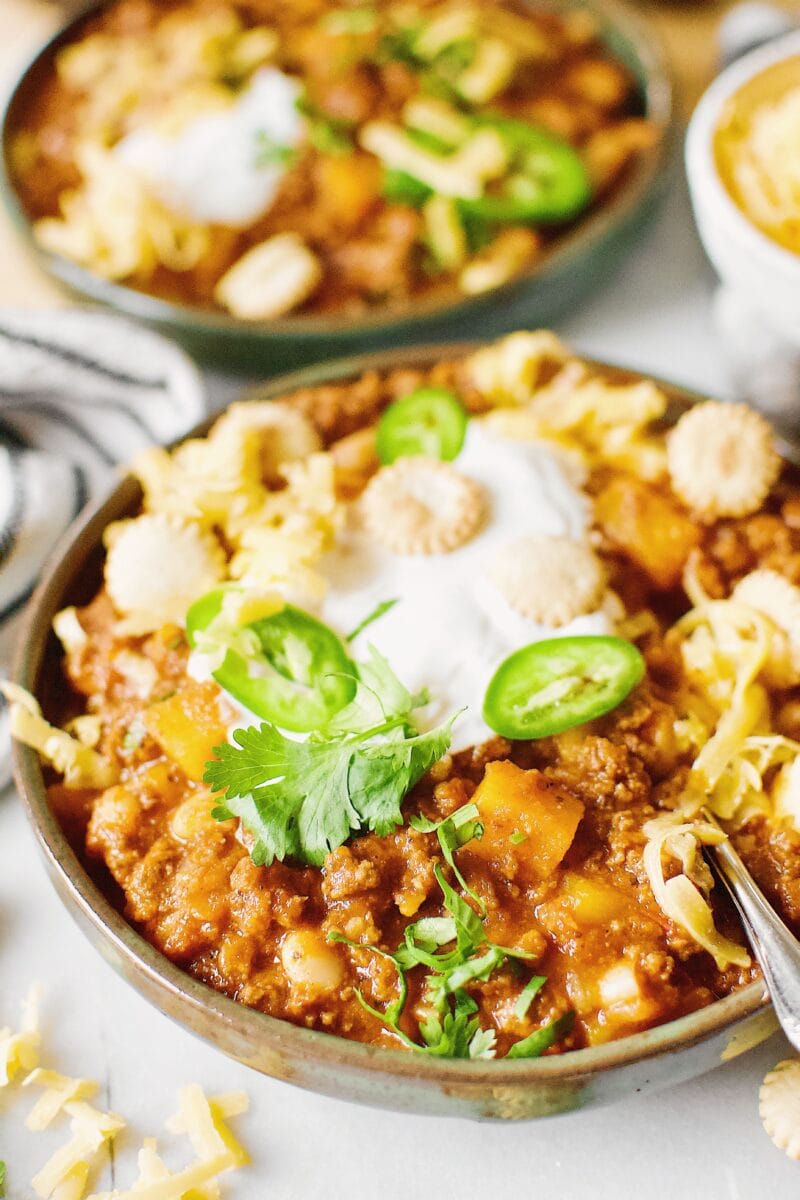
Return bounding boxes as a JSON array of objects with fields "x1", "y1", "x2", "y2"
[
  {"x1": 11, "y1": 337, "x2": 771, "y2": 1089},
  {"x1": 0, "y1": 0, "x2": 676, "y2": 342},
  {"x1": 685, "y1": 29, "x2": 800, "y2": 279}
]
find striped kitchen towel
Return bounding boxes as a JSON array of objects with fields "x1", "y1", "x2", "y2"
[{"x1": 0, "y1": 308, "x2": 207, "y2": 785}]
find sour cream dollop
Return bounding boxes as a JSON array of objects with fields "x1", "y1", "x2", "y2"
[
  {"x1": 115, "y1": 68, "x2": 304, "y2": 226},
  {"x1": 318, "y1": 423, "x2": 617, "y2": 751}
]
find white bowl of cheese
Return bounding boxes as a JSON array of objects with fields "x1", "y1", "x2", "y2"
[{"x1": 686, "y1": 31, "x2": 800, "y2": 349}]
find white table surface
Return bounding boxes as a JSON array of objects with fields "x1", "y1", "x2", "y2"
[{"x1": 3, "y1": 178, "x2": 800, "y2": 1199}]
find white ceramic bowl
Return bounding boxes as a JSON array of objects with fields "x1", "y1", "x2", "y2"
[{"x1": 686, "y1": 30, "x2": 800, "y2": 348}]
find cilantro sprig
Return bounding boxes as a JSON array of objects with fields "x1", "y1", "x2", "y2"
[
  {"x1": 205, "y1": 646, "x2": 458, "y2": 867},
  {"x1": 329, "y1": 811, "x2": 575, "y2": 1060}
]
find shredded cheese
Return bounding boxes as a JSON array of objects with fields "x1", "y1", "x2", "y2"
[
  {"x1": 34, "y1": 143, "x2": 210, "y2": 282},
  {"x1": 1, "y1": 683, "x2": 116, "y2": 790},
  {"x1": 165, "y1": 1085, "x2": 250, "y2": 1169},
  {"x1": 670, "y1": 601, "x2": 773, "y2": 808},
  {"x1": 0, "y1": 988, "x2": 41, "y2": 1087},
  {"x1": 465, "y1": 337, "x2": 668, "y2": 478},
  {"x1": 132, "y1": 415, "x2": 339, "y2": 606},
  {"x1": 642, "y1": 815, "x2": 751, "y2": 970},
  {"x1": 0, "y1": 990, "x2": 251, "y2": 1199},
  {"x1": 33, "y1": 1101, "x2": 125, "y2": 1199},
  {"x1": 716, "y1": 67, "x2": 800, "y2": 255},
  {"x1": 641, "y1": 595, "x2": 800, "y2": 965},
  {"x1": 89, "y1": 1088, "x2": 249, "y2": 1200},
  {"x1": 24, "y1": 1068, "x2": 99, "y2": 1132},
  {"x1": 64, "y1": 715, "x2": 104, "y2": 750},
  {"x1": 89, "y1": 1154, "x2": 231, "y2": 1200},
  {"x1": 466, "y1": 330, "x2": 570, "y2": 404},
  {"x1": 52, "y1": 1163, "x2": 90, "y2": 1200},
  {"x1": 362, "y1": 120, "x2": 506, "y2": 198}
]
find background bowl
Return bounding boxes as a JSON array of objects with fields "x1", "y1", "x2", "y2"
[
  {"x1": 686, "y1": 30, "x2": 800, "y2": 350},
  {"x1": 11, "y1": 342, "x2": 777, "y2": 1121},
  {"x1": 0, "y1": 0, "x2": 676, "y2": 372}
]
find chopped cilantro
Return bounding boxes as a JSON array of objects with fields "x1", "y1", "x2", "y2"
[
  {"x1": 328, "y1": 839, "x2": 573, "y2": 1060},
  {"x1": 296, "y1": 97, "x2": 354, "y2": 156},
  {"x1": 506, "y1": 1011, "x2": 575, "y2": 1059},
  {"x1": 411, "y1": 802, "x2": 484, "y2": 910},
  {"x1": 346, "y1": 598, "x2": 399, "y2": 643},
  {"x1": 0, "y1": 1161, "x2": 6, "y2": 1198},
  {"x1": 309, "y1": 120, "x2": 353, "y2": 156},
  {"x1": 205, "y1": 646, "x2": 457, "y2": 866},
  {"x1": 514, "y1": 973, "x2": 546, "y2": 1020},
  {"x1": 371, "y1": 28, "x2": 421, "y2": 67},
  {"x1": 254, "y1": 130, "x2": 297, "y2": 168}
]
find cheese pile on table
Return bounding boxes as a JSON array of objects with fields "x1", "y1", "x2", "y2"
[{"x1": 0, "y1": 991, "x2": 251, "y2": 1199}]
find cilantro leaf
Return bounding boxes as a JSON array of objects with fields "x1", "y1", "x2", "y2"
[
  {"x1": 326, "y1": 644, "x2": 430, "y2": 734},
  {"x1": 206, "y1": 636, "x2": 458, "y2": 866},
  {"x1": 350, "y1": 722, "x2": 453, "y2": 837},
  {"x1": 206, "y1": 714, "x2": 456, "y2": 866}
]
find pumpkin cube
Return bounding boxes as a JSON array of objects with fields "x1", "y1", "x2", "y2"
[
  {"x1": 142, "y1": 682, "x2": 230, "y2": 783},
  {"x1": 469, "y1": 760, "x2": 584, "y2": 882},
  {"x1": 595, "y1": 476, "x2": 699, "y2": 590}
]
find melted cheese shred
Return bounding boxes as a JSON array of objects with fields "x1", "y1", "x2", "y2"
[
  {"x1": 0, "y1": 682, "x2": 116, "y2": 791},
  {"x1": 642, "y1": 816, "x2": 750, "y2": 970}
]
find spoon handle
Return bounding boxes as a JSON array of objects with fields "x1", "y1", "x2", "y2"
[{"x1": 703, "y1": 809, "x2": 800, "y2": 1052}]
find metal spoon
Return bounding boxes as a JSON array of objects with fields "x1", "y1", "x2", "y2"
[{"x1": 702, "y1": 807, "x2": 800, "y2": 1052}]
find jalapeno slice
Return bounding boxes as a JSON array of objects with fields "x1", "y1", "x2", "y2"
[
  {"x1": 483, "y1": 636, "x2": 645, "y2": 740},
  {"x1": 186, "y1": 589, "x2": 356, "y2": 732},
  {"x1": 461, "y1": 118, "x2": 592, "y2": 225},
  {"x1": 376, "y1": 386, "x2": 469, "y2": 464}
]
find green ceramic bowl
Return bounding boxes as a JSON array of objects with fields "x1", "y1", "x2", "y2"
[
  {"x1": 0, "y1": 0, "x2": 676, "y2": 372},
  {"x1": 11, "y1": 342, "x2": 778, "y2": 1121}
]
